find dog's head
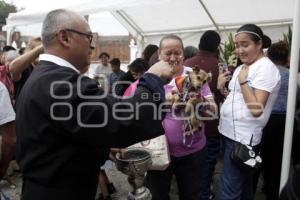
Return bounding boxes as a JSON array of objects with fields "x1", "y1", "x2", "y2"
[{"x1": 187, "y1": 66, "x2": 212, "y2": 90}]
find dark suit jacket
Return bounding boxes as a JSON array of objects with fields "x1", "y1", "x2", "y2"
[
  {"x1": 14, "y1": 65, "x2": 33, "y2": 104},
  {"x1": 16, "y1": 61, "x2": 164, "y2": 200}
]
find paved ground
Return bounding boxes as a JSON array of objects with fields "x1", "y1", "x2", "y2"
[{"x1": 0, "y1": 159, "x2": 266, "y2": 200}]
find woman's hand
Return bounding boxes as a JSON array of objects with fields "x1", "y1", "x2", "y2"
[
  {"x1": 238, "y1": 65, "x2": 249, "y2": 83},
  {"x1": 217, "y1": 67, "x2": 231, "y2": 89},
  {"x1": 217, "y1": 67, "x2": 231, "y2": 95},
  {"x1": 237, "y1": 64, "x2": 270, "y2": 117}
]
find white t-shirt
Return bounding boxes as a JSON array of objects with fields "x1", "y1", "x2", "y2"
[
  {"x1": 0, "y1": 81, "x2": 15, "y2": 125},
  {"x1": 94, "y1": 64, "x2": 112, "y2": 87},
  {"x1": 94, "y1": 64, "x2": 112, "y2": 78},
  {"x1": 218, "y1": 57, "x2": 281, "y2": 145}
]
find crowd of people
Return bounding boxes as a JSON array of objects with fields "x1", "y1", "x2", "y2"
[{"x1": 0, "y1": 8, "x2": 299, "y2": 200}]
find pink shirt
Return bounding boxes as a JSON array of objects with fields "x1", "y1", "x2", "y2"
[{"x1": 124, "y1": 67, "x2": 212, "y2": 157}]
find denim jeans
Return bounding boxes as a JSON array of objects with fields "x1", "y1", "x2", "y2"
[
  {"x1": 201, "y1": 136, "x2": 221, "y2": 200},
  {"x1": 219, "y1": 135, "x2": 256, "y2": 200},
  {"x1": 145, "y1": 149, "x2": 205, "y2": 200}
]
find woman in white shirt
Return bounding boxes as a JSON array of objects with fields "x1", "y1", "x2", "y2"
[{"x1": 217, "y1": 24, "x2": 281, "y2": 200}]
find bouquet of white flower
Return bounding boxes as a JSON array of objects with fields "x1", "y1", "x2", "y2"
[
  {"x1": 219, "y1": 33, "x2": 237, "y2": 68},
  {"x1": 228, "y1": 54, "x2": 237, "y2": 66}
]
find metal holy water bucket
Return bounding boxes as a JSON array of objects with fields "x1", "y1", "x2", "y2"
[{"x1": 115, "y1": 148, "x2": 152, "y2": 200}]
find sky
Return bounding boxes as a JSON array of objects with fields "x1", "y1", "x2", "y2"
[{"x1": 3, "y1": 0, "x2": 129, "y2": 36}]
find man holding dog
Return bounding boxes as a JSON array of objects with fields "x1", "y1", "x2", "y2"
[{"x1": 16, "y1": 9, "x2": 174, "y2": 200}]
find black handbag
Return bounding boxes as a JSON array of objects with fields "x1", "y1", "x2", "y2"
[{"x1": 230, "y1": 138, "x2": 262, "y2": 174}]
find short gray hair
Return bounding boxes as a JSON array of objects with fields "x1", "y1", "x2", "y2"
[
  {"x1": 159, "y1": 34, "x2": 184, "y2": 50},
  {"x1": 41, "y1": 9, "x2": 78, "y2": 47}
]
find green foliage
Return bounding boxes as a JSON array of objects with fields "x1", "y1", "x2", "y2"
[
  {"x1": 0, "y1": 0, "x2": 17, "y2": 27},
  {"x1": 283, "y1": 26, "x2": 292, "y2": 51}
]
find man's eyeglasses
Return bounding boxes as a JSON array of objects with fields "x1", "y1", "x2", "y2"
[{"x1": 64, "y1": 28, "x2": 93, "y2": 44}]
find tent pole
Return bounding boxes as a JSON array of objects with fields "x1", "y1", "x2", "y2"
[
  {"x1": 111, "y1": 10, "x2": 145, "y2": 56},
  {"x1": 279, "y1": 0, "x2": 300, "y2": 193},
  {"x1": 6, "y1": 26, "x2": 15, "y2": 45},
  {"x1": 198, "y1": 0, "x2": 220, "y2": 33},
  {"x1": 112, "y1": 10, "x2": 143, "y2": 39}
]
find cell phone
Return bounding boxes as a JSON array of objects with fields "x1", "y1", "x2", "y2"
[{"x1": 218, "y1": 62, "x2": 228, "y2": 72}]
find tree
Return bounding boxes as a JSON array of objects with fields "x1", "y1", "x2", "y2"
[{"x1": 0, "y1": 0, "x2": 17, "y2": 29}]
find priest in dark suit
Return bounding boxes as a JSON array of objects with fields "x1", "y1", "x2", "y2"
[{"x1": 16, "y1": 9, "x2": 174, "y2": 200}]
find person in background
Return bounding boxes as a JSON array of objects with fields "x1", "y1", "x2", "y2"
[
  {"x1": 0, "y1": 46, "x2": 16, "y2": 65},
  {"x1": 148, "y1": 49, "x2": 159, "y2": 67},
  {"x1": 97, "y1": 59, "x2": 124, "y2": 200},
  {"x1": 184, "y1": 30, "x2": 222, "y2": 200},
  {"x1": 145, "y1": 34, "x2": 216, "y2": 200},
  {"x1": 114, "y1": 58, "x2": 147, "y2": 96},
  {"x1": 109, "y1": 58, "x2": 125, "y2": 89},
  {"x1": 0, "y1": 46, "x2": 17, "y2": 102},
  {"x1": 3, "y1": 50, "x2": 20, "y2": 101},
  {"x1": 260, "y1": 41, "x2": 291, "y2": 200},
  {"x1": 142, "y1": 44, "x2": 159, "y2": 69},
  {"x1": 183, "y1": 46, "x2": 198, "y2": 61},
  {"x1": 279, "y1": 161, "x2": 300, "y2": 200},
  {"x1": 94, "y1": 52, "x2": 112, "y2": 87},
  {"x1": 293, "y1": 50, "x2": 300, "y2": 172},
  {"x1": 16, "y1": 9, "x2": 174, "y2": 200},
  {"x1": 9, "y1": 37, "x2": 43, "y2": 103},
  {"x1": 279, "y1": 49, "x2": 300, "y2": 200},
  {"x1": 217, "y1": 24, "x2": 280, "y2": 200},
  {"x1": 0, "y1": 81, "x2": 16, "y2": 200}
]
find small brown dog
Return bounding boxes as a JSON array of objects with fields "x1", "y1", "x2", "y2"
[{"x1": 167, "y1": 66, "x2": 212, "y2": 134}]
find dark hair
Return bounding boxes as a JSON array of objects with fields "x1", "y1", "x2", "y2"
[
  {"x1": 236, "y1": 24, "x2": 271, "y2": 49},
  {"x1": 143, "y1": 44, "x2": 159, "y2": 62},
  {"x1": 148, "y1": 50, "x2": 159, "y2": 67},
  {"x1": 267, "y1": 41, "x2": 290, "y2": 66},
  {"x1": 263, "y1": 35, "x2": 272, "y2": 49},
  {"x1": 2, "y1": 45, "x2": 16, "y2": 52},
  {"x1": 98, "y1": 52, "x2": 110, "y2": 58},
  {"x1": 198, "y1": 30, "x2": 221, "y2": 52},
  {"x1": 159, "y1": 34, "x2": 184, "y2": 50},
  {"x1": 184, "y1": 46, "x2": 198, "y2": 60},
  {"x1": 128, "y1": 58, "x2": 147, "y2": 73},
  {"x1": 110, "y1": 58, "x2": 120, "y2": 66}
]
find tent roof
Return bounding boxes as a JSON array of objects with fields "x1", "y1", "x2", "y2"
[{"x1": 5, "y1": 0, "x2": 295, "y2": 39}]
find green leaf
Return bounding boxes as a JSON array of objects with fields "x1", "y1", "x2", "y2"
[
  {"x1": 282, "y1": 25, "x2": 292, "y2": 51},
  {"x1": 0, "y1": 0, "x2": 17, "y2": 28}
]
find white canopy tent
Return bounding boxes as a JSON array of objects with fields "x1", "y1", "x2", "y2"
[
  {"x1": 3, "y1": 0, "x2": 300, "y2": 193},
  {"x1": 4, "y1": 12, "x2": 128, "y2": 37},
  {"x1": 4, "y1": 0, "x2": 295, "y2": 49}
]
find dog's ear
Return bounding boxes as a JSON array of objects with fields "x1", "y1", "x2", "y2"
[{"x1": 192, "y1": 65, "x2": 200, "y2": 73}]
